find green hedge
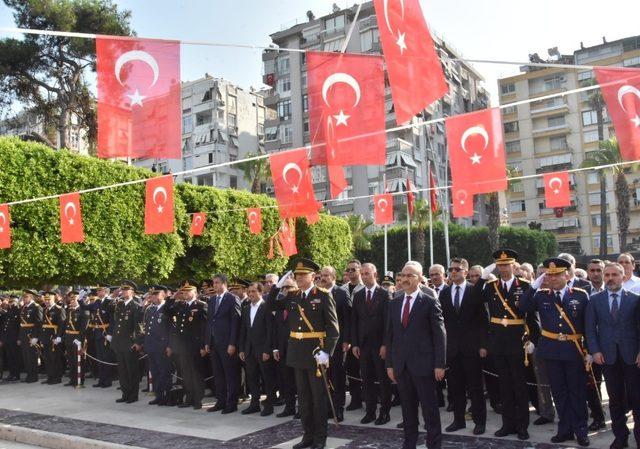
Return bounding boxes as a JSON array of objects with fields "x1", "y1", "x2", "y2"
[
  {"x1": 0, "y1": 137, "x2": 354, "y2": 287},
  {"x1": 356, "y1": 221, "x2": 557, "y2": 275}
]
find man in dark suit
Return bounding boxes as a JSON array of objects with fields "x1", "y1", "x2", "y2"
[
  {"x1": 386, "y1": 261, "x2": 446, "y2": 449},
  {"x1": 63, "y1": 291, "x2": 88, "y2": 386},
  {"x1": 440, "y1": 257, "x2": 488, "y2": 435},
  {"x1": 239, "y1": 282, "x2": 277, "y2": 416},
  {"x1": 559, "y1": 253, "x2": 592, "y2": 295},
  {"x1": 40, "y1": 291, "x2": 66, "y2": 385},
  {"x1": 350, "y1": 262, "x2": 392, "y2": 426},
  {"x1": 317, "y1": 265, "x2": 351, "y2": 422},
  {"x1": 586, "y1": 262, "x2": 640, "y2": 449},
  {"x1": 0, "y1": 296, "x2": 20, "y2": 381},
  {"x1": 340, "y1": 259, "x2": 364, "y2": 411},
  {"x1": 204, "y1": 273, "x2": 241, "y2": 414},
  {"x1": 19, "y1": 290, "x2": 43, "y2": 383},
  {"x1": 80, "y1": 285, "x2": 115, "y2": 388}
]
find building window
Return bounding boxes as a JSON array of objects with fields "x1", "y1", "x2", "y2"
[
  {"x1": 301, "y1": 72, "x2": 307, "y2": 89},
  {"x1": 587, "y1": 172, "x2": 600, "y2": 184},
  {"x1": 182, "y1": 115, "x2": 193, "y2": 134},
  {"x1": 360, "y1": 28, "x2": 380, "y2": 52},
  {"x1": 228, "y1": 113, "x2": 237, "y2": 128},
  {"x1": 544, "y1": 75, "x2": 565, "y2": 91},
  {"x1": 623, "y1": 56, "x2": 640, "y2": 67},
  {"x1": 501, "y1": 83, "x2": 515, "y2": 95},
  {"x1": 583, "y1": 129, "x2": 599, "y2": 143},
  {"x1": 591, "y1": 214, "x2": 611, "y2": 226},
  {"x1": 265, "y1": 126, "x2": 278, "y2": 141},
  {"x1": 548, "y1": 115, "x2": 565, "y2": 127},
  {"x1": 229, "y1": 175, "x2": 238, "y2": 189},
  {"x1": 277, "y1": 57, "x2": 290, "y2": 75},
  {"x1": 277, "y1": 77, "x2": 291, "y2": 94},
  {"x1": 502, "y1": 105, "x2": 517, "y2": 115},
  {"x1": 277, "y1": 99, "x2": 292, "y2": 120},
  {"x1": 593, "y1": 236, "x2": 613, "y2": 248},
  {"x1": 302, "y1": 94, "x2": 308, "y2": 113},
  {"x1": 280, "y1": 125, "x2": 292, "y2": 144},
  {"x1": 208, "y1": 153, "x2": 214, "y2": 164},
  {"x1": 324, "y1": 15, "x2": 345, "y2": 34},
  {"x1": 258, "y1": 123, "x2": 264, "y2": 135},
  {"x1": 303, "y1": 121, "x2": 309, "y2": 134},
  {"x1": 324, "y1": 38, "x2": 345, "y2": 52},
  {"x1": 504, "y1": 121, "x2": 519, "y2": 133},
  {"x1": 589, "y1": 193, "x2": 602, "y2": 205},
  {"x1": 510, "y1": 181, "x2": 524, "y2": 193},
  {"x1": 509, "y1": 200, "x2": 526, "y2": 213},
  {"x1": 582, "y1": 110, "x2": 598, "y2": 126},
  {"x1": 195, "y1": 111, "x2": 212, "y2": 126},
  {"x1": 578, "y1": 70, "x2": 593, "y2": 82},
  {"x1": 506, "y1": 141, "x2": 521, "y2": 154},
  {"x1": 550, "y1": 136, "x2": 568, "y2": 151}
]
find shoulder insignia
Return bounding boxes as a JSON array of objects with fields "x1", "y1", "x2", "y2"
[
  {"x1": 487, "y1": 279, "x2": 498, "y2": 284},
  {"x1": 316, "y1": 286, "x2": 330, "y2": 293},
  {"x1": 54, "y1": 304, "x2": 62, "y2": 309},
  {"x1": 518, "y1": 277, "x2": 530, "y2": 284},
  {"x1": 538, "y1": 288, "x2": 550, "y2": 292}
]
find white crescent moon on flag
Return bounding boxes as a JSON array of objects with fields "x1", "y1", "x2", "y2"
[
  {"x1": 456, "y1": 189, "x2": 468, "y2": 204},
  {"x1": 64, "y1": 201, "x2": 77, "y2": 220},
  {"x1": 617, "y1": 85, "x2": 640, "y2": 113},
  {"x1": 248, "y1": 211, "x2": 258, "y2": 222},
  {"x1": 115, "y1": 50, "x2": 160, "y2": 87},
  {"x1": 153, "y1": 186, "x2": 167, "y2": 206},
  {"x1": 460, "y1": 125, "x2": 489, "y2": 155},
  {"x1": 194, "y1": 215, "x2": 202, "y2": 226},
  {"x1": 377, "y1": 198, "x2": 388, "y2": 211},
  {"x1": 322, "y1": 73, "x2": 361, "y2": 109},
  {"x1": 548, "y1": 177, "x2": 563, "y2": 190},
  {"x1": 382, "y1": 0, "x2": 405, "y2": 33},
  {"x1": 0, "y1": 212, "x2": 5, "y2": 227},
  {"x1": 282, "y1": 162, "x2": 303, "y2": 190}
]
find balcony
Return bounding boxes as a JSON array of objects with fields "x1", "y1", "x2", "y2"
[
  {"x1": 532, "y1": 123, "x2": 570, "y2": 138},
  {"x1": 385, "y1": 166, "x2": 415, "y2": 182},
  {"x1": 530, "y1": 103, "x2": 570, "y2": 117},
  {"x1": 529, "y1": 86, "x2": 567, "y2": 99}
]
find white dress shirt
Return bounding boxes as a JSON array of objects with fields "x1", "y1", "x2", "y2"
[
  {"x1": 451, "y1": 281, "x2": 467, "y2": 307},
  {"x1": 401, "y1": 289, "x2": 420, "y2": 317},
  {"x1": 249, "y1": 299, "x2": 264, "y2": 327}
]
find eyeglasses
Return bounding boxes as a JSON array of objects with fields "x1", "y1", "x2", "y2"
[
  {"x1": 345, "y1": 268, "x2": 358, "y2": 273},
  {"x1": 448, "y1": 267, "x2": 462, "y2": 272}
]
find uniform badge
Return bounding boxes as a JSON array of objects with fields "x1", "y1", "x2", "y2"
[
  {"x1": 188, "y1": 316, "x2": 193, "y2": 322},
  {"x1": 173, "y1": 316, "x2": 177, "y2": 322},
  {"x1": 501, "y1": 317, "x2": 508, "y2": 327},
  {"x1": 158, "y1": 318, "x2": 162, "y2": 323},
  {"x1": 310, "y1": 299, "x2": 321, "y2": 304}
]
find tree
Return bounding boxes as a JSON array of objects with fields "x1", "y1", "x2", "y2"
[
  {"x1": 346, "y1": 215, "x2": 372, "y2": 252},
  {"x1": 237, "y1": 152, "x2": 270, "y2": 194},
  {"x1": 0, "y1": 0, "x2": 133, "y2": 149},
  {"x1": 582, "y1": 137, "x2": 631, "y2": 252},
  {"x1": 486, "y1": 167, "x2": 519, "y2": 253}
]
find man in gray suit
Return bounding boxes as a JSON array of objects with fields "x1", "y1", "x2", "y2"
[{"x1": 586, "y1": 262, "x2": 640, "y2": 449}]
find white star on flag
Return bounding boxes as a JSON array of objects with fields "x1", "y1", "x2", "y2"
[
  {"x1": 632, "y1": 115, "x2": 640, "y2": 127},
  {"x1": 554, "y1": 189, "x2": 560, "y2": 194},
  {"x1": 470, "y1": 153, "x2": 481, "y2": 164},
  {"x1": 68, "y1": 219, "x2": 74, "y2": 225},
  {"x1": 291, "y1": 186, "x2": 299, "y2": 194},
  {"x1": 333, "y1": 110, "x2": 350, "y2": 127},
  {"x1": 127, "y1": 89, "x2": 146, "y2": 107},
  {"x1": 157, "y1": 205, "x2": 163, "y2": 213},
  {"x1": 396, "y1": 32, "x2": 407, "y2": 54}
]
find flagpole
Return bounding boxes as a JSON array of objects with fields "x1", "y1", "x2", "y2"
[
  {"x1": 383, "y1": 172, "x2": 388, "y2": 275},
  {"x1": 406, "y1": 167, "x2": 411, "y2": 262},
  {"x1": 443, "y1": 158, "x2": 451, "y2": 264},
  {"x1": 428, "y1": 161, "x2": 434, "y2": 267}
]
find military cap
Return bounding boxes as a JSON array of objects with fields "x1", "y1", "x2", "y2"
[
  {"x1": 493, "y1": 249, "x2": 518, "y2": 265},
  {"x1": 229, "y1": 278, "x2": 250, "y2": 289},
  {"x1": 543, "y1": 257, "x2": 571, "y2": 275},
  {"x1": 381, "y1": 275, "x2": 395, "y2": 286},
  {"x1": 68, "y1": 290, "x2": 80, "y2": 295},
  {"x1": 120, "y1": 280, "x2": 138, "y2": 291},
  {"x1": 150, "y1": 285, "x2": 169, "y2": 294},
  {"x1": 23, "y1": 289, "x2": 38, "y2": 296},
  {"x1": 88, "y1": 288, "x2": 99, "y2": 297},
  {"x1": 178, "y1": 280, "x2": 198, "y2": 292},
  {"x1": 293, "y1": 258, "x2": 319, "y2": 274}
]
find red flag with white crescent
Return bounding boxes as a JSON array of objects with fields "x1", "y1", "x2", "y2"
[
  {"x1": 96, "y1": 36, "x2": 181, "y2": 159},
  {"x1": 0, "y1": 204, "x2": 11, "y2": 249},
  {"x1": 406, "y1": 177, "x2": 415, "y2": 217},
  {"x1": 374, "y1": 0, "x2": 448, "y2": 124},
  {"x1": 429, "y1": 166, "x2": 439, "y2": 213},
  {"x1": 247, "y1": 208, "x2": 262, "y2": 234},
  {"x1": 543, "y1": 171, "x2": 571, "y2": 208},
  {"x1": 269, "y1": 148, "x2": 320, "y2": 220},
  {"x1": 451, "y1": 184, "x2": 474, "y2": 218},
  {"x1": 59, "y1": 193, "x2": 85, "y2": 244},
  {"x1": 308, "y1": 51, "x2": 386, "y2": 170},
  {"x1": 278, "y1": 220, "x2": 298, "y2": 257},
  {"x1": 190, "y1": 212, "x2": 206, "y2": 236},
  {"x1": 446, "y1": 108, "x2": 507, "y2": 195},
  {"x1": 594, "y1": 68, "x2": 640, "y2": 161},
  {"x1": 374, "y1": 193, "x2": 394, "y2": 225},
  {"x1": 145, "y1": 175, "x2": 174, "y2": 235}
]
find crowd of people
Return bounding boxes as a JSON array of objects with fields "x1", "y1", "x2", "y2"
[{"x1": 0, "y1": 250, "x2": 639, "y2": 449}]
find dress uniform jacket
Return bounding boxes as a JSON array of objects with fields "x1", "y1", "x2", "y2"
[
  {"x1": 40, "y1": 304, "x2": 65, "y2": 344},
  {"x1": 0, "y1": 305, "x2": 20, "y2": 378},
  {"x1": 63, "y1": 305, "x2": 88, "y2": 345},
  {"x1": 19, "y1": 302, "x2": 43, "y2": 381},
  {"x1": 109, "y1": 299, "x2": 143, "y2": 352}
]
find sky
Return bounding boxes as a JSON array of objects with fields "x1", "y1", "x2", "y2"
[{"x1": 1, "y1": 0, "x2": 640, "y2": 105}]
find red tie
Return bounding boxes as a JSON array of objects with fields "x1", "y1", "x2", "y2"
[
  {"x1": 283, "y1": 310, "x2": 288, "y2": 321},
  {"x1": 366, "y1": 289, "x2": 372, "y2": 307},
  {"x1": 402, "y1": 296, "x2": 412, "y2": 328}
]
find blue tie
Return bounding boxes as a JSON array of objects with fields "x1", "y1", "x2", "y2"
[{"x1": 611, "y1": 293, "x2": 619, "y2": 320}]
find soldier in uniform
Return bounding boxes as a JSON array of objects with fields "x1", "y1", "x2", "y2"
[
  {"x1": 64, "y1": 290, "x2": 89, "y2": 386},
  {"x1": 40, "y1": 291, "x2": 66, "y2": 384},
  {"x1": 18, "y1": 289, "x2": 43, "y2": 383},
  {"x1": 472, "y1": 249, "x2": 540, "y2": 440},
  {"x1": 0, "y1": 296, "x2": 20, "y2": 381},
  {"x1": 519, "y1": 258, "x2": 590, "y2": 447},
  {"x1": 107, "y1": 281, "x2": 144, "y2": 404},
  {"x1": 266, "y1": 258, "x2": 339, "y2": 449},
  {"x1": 81, "y1": 285, "x2": 115, "y2": 388},
  {"x1": 142, "y1": 285, "x2": 173, "y2": 406}
]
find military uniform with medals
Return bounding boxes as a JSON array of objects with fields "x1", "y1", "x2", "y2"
[
  {"x1": 19, "y1": 290, "x2": 43, "y2": 383},
  {"x1": 80, "y1": 285, "x2": 115, "y2": 387},
  {"x1": 142, "y1": 285, "x2": 173, "y2": 405},
  {"x1": 63, "y1": 291, "x2": 89, "y2": 386}
]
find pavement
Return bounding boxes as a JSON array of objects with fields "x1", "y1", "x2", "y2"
[{"x1": 0, "y1": 374, "x2": 632, "y2": 449}]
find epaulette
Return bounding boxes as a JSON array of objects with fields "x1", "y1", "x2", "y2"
[
  {"x1": 487, "y1": 279, "x2": 498, "y2": 284},
  {"x1": 517, "y1": 277, "x2": 530, "y2": 284},
  {"x1": 54, "y1": 304, "x2": 62, "y2": 309},
  {"x1": 572, "y1": 287, "x2": 587, "y2": 293},
  {"x1": 315, "y1": 286, "x2": 330, "y2": 293},
  {"x1": 538, "y1": 288, "x2": 550, "y2": 292}
]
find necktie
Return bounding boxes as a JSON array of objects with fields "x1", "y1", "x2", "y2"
[
  {"x1": 503, "y1": 282, "x2": 508, "y2": 293},
  {"x1": 555, "y1": 291, "x2": 562, "y2": 305},
  {"x1": 283, "y1": 309, "x2": 288, "y2": 321},
  {"x1": 215, "y1": 295, "x2": 221, "y2": 313},
  {"x1": 453, "y1": 286, "x2": 460, "y2": 312},
  {"x1": 366, "y1": 289, "x2": 372, "y2": 308},
  {"x1": 302, "y1": 292, "x2": 306, "y2": 301},
  {"x1": 611, "y1": 293, "x2": 619, "y2": 320},
  {"x1": 402, "y1": 296, "x2": 412, "y2": 328}
]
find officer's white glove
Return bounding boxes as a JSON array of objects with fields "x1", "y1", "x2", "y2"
[
  {"x1": 531, "y1": 273, "x2": 546, "y2": 290},
  {"x1": 525, "y1": 341, "x2": 535, "y2": 354},
  {"x1": 276, "y1": 270, "x2": 293, "y2": 289},
  {"x1": 106, "y1": 335, "x2": 113, "y2": 342},
  {"x1": 73, "y1": 339, "x2": 81, "y2": 347},
  {"x1": 314, "y1": 350, "x2": 330, "y2": 366},
  {"x1": 481, "y1": 263, "x2": 496, "y2": 279},
  {"x1": 53, "y1": 337, "x2": 61, "y2": 345},
  {"x1": 30, "y1": 338, "x2": 38, "y2": 345},
  {"x1": 585, "y1": 354, "x2": 593, "y2": 366}
]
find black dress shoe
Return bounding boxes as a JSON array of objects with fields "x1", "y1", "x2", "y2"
[
  {"x1": 609, "y1": 437, "x2": 629, "y2": 449},
  {"x1": 294, "y1": 412, "x2": 301, "y2": 419},
  {"x1": 115, "y1": 398, "x2": 127, "y2": 403},
  {"x1": 260, "y1": 407, "x2": 273, "y2": 417},
  {"x1": 396, "y1": 421, "x2": 404, "y2": 429},
  {"x1": 25, "y1": 378, "x2": 38, "y2": 384},
  {"x1": 192, "y1": 403, "x2": 202, "y2": 410},
  {"x1": 375, "y1": 413, "x2": 390, "y2": 425},
  {"x1": 208, "y1": 402, "x2": 226, "y2": 412},
  {"x1": 588, "y1": 419, "x2": 605, "y2": 431},
  {"x1": 101, "y1": 383, "x2": 112, "y2": 388},
  {"x1": 445, "y1": 421, "x2": 465, "y2": 432},
  {"x1": 360, "y1": 412, "x2": 376, "y2": 424},
  {"x1": 577, "y1": 436, "x2": 590, "y2": 447},
  {"x1": 126, "y1": 398, "x2": 138, "y2": 404},
  {"x1": 292, "y1": 440, "x2": 313, "y2": 449},
  {"x1": 391, "y1": 396, "x2": 401, "y2": 406},
  {"x1": 473, "y1": 424, "x2": 485, "y2": 435},
  {"x1": 221, "y1": 406, "x2": 237, "y2": 414},
  {"x1": 517, "y1": 430, "x2": 529, "y2": 440},
  {"x1": 551, "y1": 434, "x2": 574, "y2": 443},
  {"x1": 7, "y1": 376, "x2": 19, "y2": 382},
  {"x1": 446, "y1": 403, "x2": 454, "y2": 412},
  {"x1": 533, "y1": 416, "x2": 553, "y2": 425},
  {"x1": 149, "y1": 399, "x2": 161, "y2": 405},
  {"x1": 311, "y1": 443, "x2": 325, "y2": 449},
  {"x1": 242, "y1": 404, "x2": 260, "y2": 415},
  {"x1": 274, "y1": 398, "x2": 285, "y2": 406},
  {"x1": 277, "y1": 408, "x2": 295, "y2": 418},
  {"x1": 494, "y1": 427, "x2": 515, "y2": 437},
  {"x1": 346, "y1": 402, "x2": 362, "y2": 411}
]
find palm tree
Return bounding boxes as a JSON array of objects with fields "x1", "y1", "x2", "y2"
[
  {"x1": 346, "y1": 215, "x2": 373, "y2": 252},
  {"x1": 487, "y1": 166, "x2": 520, "y2": 253},
  {"x1": 237, "y1": 152, "x2": 270, "y2": 194},
  {"x1": 582, "y1": 137, "x2": 631, "y2": 252}
]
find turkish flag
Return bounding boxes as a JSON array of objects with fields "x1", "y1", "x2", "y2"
[
  {"x1": 324, "y1": 116, "x2": 348, "y2": 198},
  {"x1": 96, "y1": 36, "x2": 181, "y2": 159},
  {"x1": 278, "y1": 220, "x2": 298, "y2": 257},
  {"x1": 406, "y1": 177, "x2": 415, "y2": 217},
  {"x1": 429, "y1": 166, "x2": 439, "y2": 213},
  {"x1": 594, "y1": 68, "x2": 640, "y2": 161},
  {"x1": 269, "y1": 148, "x2": 320, "y2": 220},
  {"x1": 247, "y1": 208, "x2": 262, "y2": 234},
  {"x1": 145, "y1": 175, "x2": 174, "y2": 235},
  {"x1": 374, "y1": 0, "x2": 448, "y2": 124},
  {"x1": 451, "y1": 184, "x2": 475, "y2": 218},
  {"x1": 0, "y1": 204, "x2": 11, "y2": 249},
  {"x1": 59, "y1": 193, "x2": 85, "y2": 244},
  {"x1": 544, "y1": 171, "x2": 571, "y2": 208},
  {"x1": 374, "y1": 193, "x2": 394, "y2": 225},
  {"x1": 447, "y1": 108, "x2": 507, "y2": 195},
  {"x1": 307, "y1": 51, "x2": 386, "y2": 169},
  {"x1": 190, "y1": 212, "x2": 206, "y2": 236}
]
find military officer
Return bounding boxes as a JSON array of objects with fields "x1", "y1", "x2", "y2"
[
  {"x1": 519, "y1": 258, "x2": 590, "y2": 447},
  {"x1": 266, "y1": 258, "x2": 339, "y2": 449},
  {"x1": 18, "y1": 289, "x2": 43, "y2": 383},
  {"x1": 39, "y1": 291, "x2": 66, "y2": 384},
  {"x1": 472, "y1": 249, "x2": 540, "y2": 440},
  {"x1": 107, "y1": 281, "x2": 144, "y2": 404},
  {"x1": 81, "y1": 284, "x2": 115, "y2": 388},
  {"x1": 64, "y1": 290, "x2": 89, "y2": 386},
  {"x1": 142, "y1": 285, "x2": 173, "y2": 406},
  {"x1": 0, "y1": 295, "x2": 20, "y2": 381}
]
